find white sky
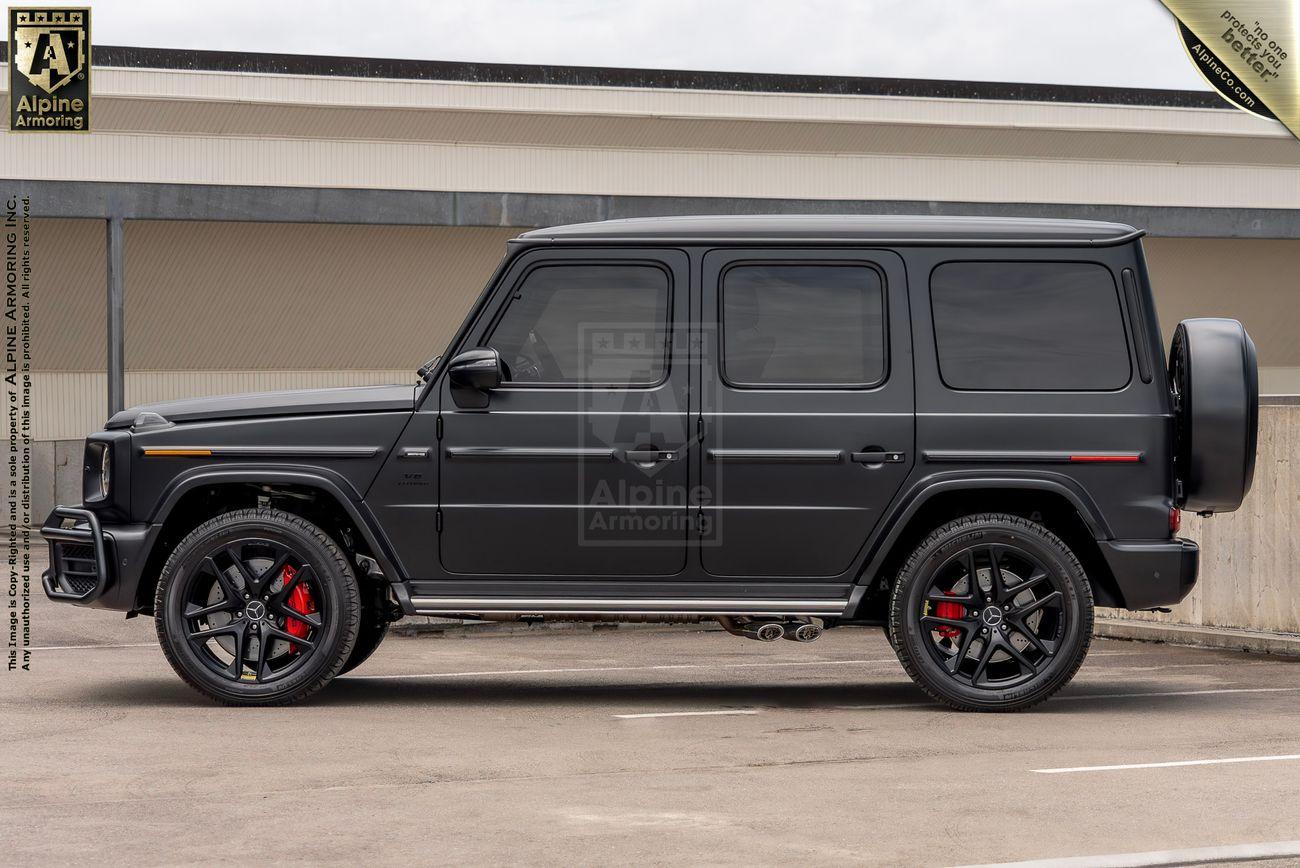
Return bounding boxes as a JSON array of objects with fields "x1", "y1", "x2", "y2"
[{"x1": 84, "y1": 0, "x2": 1208, "y2": 91}]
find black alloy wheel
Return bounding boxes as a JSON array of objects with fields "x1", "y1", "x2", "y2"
[
  {"x1": 889, "y1": 514, "x2": 1093, "y2": 712},
  {"x1": 156, "y1": 509, "x2": 360, "y2": 706}
]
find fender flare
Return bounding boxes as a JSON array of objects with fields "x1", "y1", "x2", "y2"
[
  {"x1": 148, "y1": 464, "x2": 409, "y2": 582},
  {"x1": 852, "y1": 470, "x2": 1112, "y2": 595}
]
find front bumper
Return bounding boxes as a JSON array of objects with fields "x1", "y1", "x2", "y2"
[
  {"x1": 41, "y1": 506, "x2": 155, "y2": 611},
  {"x1": 1099, "y1": 537, "x2": 1199, "y2": 610}
]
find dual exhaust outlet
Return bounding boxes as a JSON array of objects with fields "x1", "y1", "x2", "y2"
[{"x1": 720, "y1": 617, "x2": 823, "y2": 643}]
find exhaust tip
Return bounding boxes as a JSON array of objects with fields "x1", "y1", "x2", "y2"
[
  {"x1": 754, "y1": 622, "x2": 784, "y2": 642},
  {"x1": 783, "y1": 621, "x2": 823, "y2": 642}
]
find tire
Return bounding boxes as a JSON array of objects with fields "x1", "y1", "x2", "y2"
[
  {"x1": 1169, "y1": 318, "x2": 1258, "y2": 514},
  {"x1": 888, "y1": 513, "x2": 1093, "y2": 713},
  {"x1": 338, "y1": 604, "x2": 389, "y2": 675},
  {"x1": 154, "y1": 508, "x2": 360, "y2": 706}
]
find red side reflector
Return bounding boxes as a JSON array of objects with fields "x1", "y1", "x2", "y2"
[
  {"x1": 1069, "y1": 454, "x2": 1141, "y2": 463},
  {"x1": 1170, "y1": 507, "x2": 1181, "y2": 534}
]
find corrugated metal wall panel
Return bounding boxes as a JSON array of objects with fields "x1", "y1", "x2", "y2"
[{"x1": 8, "y1": 133, "x2": 1300, "y2": 209}]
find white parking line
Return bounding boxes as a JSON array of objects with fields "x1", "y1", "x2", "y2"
[
  {"x1": 1034, "y1": 753, "x2": 1300, "y2": 775},
  {"x1": 614, "y1": 709, "x2": 759, "y2": 719},
  {"x1": 344, "y1": 657, "x2": 898, "y2": 680},
  {"x1": 950, "y1": 838, "x2": 1300, "y2": 867},
  {"x1": 834, "y1": 685, "x2": 1300, "y2": 712}
]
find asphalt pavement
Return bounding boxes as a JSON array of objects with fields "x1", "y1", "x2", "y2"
[{"x1": 6, "y1": 549, "x2": 1300, "y2": 867}]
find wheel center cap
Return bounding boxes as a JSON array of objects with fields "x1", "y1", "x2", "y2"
[
  {"x1": 981, "y1": 607, "x2": 1004, "y2": 627},
  {"x1": 245, "y1": 600, "x2": 267, "y2": 621}
]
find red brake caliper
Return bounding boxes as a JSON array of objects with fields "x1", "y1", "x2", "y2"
[
  {"x1": 282, "y1": 564, "x2": 316, "y2": 654},
  {"x1": 934, "y1": 590, "x2": 965, "y2": 640}
]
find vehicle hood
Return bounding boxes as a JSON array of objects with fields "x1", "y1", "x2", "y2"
[{"x1": 104, "y1": 383, "x2": 419, "y2": 429}]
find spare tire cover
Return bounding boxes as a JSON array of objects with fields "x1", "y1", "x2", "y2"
[{"x1": 1169, "y1": 318, "x2": 1258, "y2": 513}]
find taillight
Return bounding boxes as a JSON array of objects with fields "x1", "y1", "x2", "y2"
[{"x1": 1170, "y1": 507, "x2": 1181, "y2": 535}]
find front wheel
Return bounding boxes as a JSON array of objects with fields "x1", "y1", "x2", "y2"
[
  {"x1": 888, "y1": 514, "x2": 1093, "y2": 712},
  {"x1": 155, "y1": 508, "x2": 360, "y2": 706}
]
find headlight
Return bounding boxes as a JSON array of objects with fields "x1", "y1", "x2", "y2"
[{"x1": 83, "y1": 441, "x2": 111, "y2": 503}]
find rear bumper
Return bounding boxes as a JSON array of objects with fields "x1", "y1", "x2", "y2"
[
  {"x1": 40, "y1": 506, "x2": 156, "y2": 611},
  {"x1": 1099, "y1": 537, "x2": 1199, "y2": 610}
]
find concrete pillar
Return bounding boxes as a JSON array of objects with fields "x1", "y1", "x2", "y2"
[{"x1": 106, "y1": 216, "x2": 124, "y2": 416}]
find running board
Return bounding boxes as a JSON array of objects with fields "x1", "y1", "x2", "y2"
[{"x1": 408, "y1": 597, "x2": 849, "y2": 617}]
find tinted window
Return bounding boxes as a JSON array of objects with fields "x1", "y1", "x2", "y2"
[
  {"x1": 722, "y1": 264, "x2": 886, "y2": 387},
  {"x1": 489, "y1": 264, "x2": 670, "y2": 385},
  {"x1": 930, "y1": 261, "x2": 1130, "y2": 391}
]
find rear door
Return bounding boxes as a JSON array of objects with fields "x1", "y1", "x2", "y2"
[{"x1": 698, "y1": 248, "x2": 914, "y2": 579}]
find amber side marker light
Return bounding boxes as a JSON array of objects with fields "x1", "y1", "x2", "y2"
[{"x1": 142, "y1": 448, "x2": 212, "y2": 457}]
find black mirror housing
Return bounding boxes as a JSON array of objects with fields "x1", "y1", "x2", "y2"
[{"x1": 448, "y1": 347, "x2": 506, "y2": 407}]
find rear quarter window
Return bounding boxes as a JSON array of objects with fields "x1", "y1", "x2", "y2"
[{"x1": 930, "y1": 261, "x2": 1131, "y2": 391}]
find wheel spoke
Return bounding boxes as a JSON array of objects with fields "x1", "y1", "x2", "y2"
[
  {"x1": 252, "y1": 629, "x2": 271, "y2": 681},
  {"x1": 970, "y1": 635, "x2": 997, "y2": 686},
  {"x1": 1012, "y1": 590, "x2": 1063, "y2": 619},
  {"x1": 1011, "y1": 570, "x2": 1051, "y2": 594},
  {"x1": 204, "y1": 555, "x2": 244, "y2": 609},
  {"x1": 188, "y1": 622, "x2": 238, "y2": 642},
  {"x1": 273, "y1": 603, "x2": 322, "y2": 629},
  {"x1": 947, "y1": 627, "x2": 977, "y2": 674},
  {"x1": 964, "y1": 548, "x2": 979, "y2": 596},
  {"x1": 262, "y1": 621, "x2": 314, "y2": 649},
  {"x1": 921, "y1": 614, "x2": 968, "y2": 631},
  {"x1": 224, "y1": 546, "x2": 259, "y2": 595},
  {"x1": 254, "y1": 552, "x2": 292, "y2": 597},
  {"x1": 1011, "y1": 619, "x2": 1053, "y2": 658},
  {"x1": 185, "y1": 599, "x2": 239, "y2": 620},
  {"x1": 270, "y1": 563, "x2": 314, "y2": 605},
  {"x1": 1002, "y1": 636, "x2": 1038, "y2": 675},
  {"x1": 986, "y1": 547, "x2": 1006, "y2": 602},
  {"x1": 227, "y1": 623, "x2": 250, "y2": 679}
]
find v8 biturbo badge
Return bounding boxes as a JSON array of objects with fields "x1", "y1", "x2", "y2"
[{"x1": 8, "y1": 7, "x2": 91, "y2": 132}]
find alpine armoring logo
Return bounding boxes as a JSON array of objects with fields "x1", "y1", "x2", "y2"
[{"x1": 8, "y1": 7, "x2": 91, "y2": 132}]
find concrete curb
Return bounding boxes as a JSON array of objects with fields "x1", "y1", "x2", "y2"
[{"x1": 1095, "y1": 617, "x2": 1300, "y2": 657}]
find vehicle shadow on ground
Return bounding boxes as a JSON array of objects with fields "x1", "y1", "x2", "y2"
[{"x1": 70, "y1": 674, "x2": 1208, "y2": 714}]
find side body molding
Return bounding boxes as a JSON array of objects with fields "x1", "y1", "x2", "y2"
[{"x1": 148, "y1": 465, "x2": 410, "y2": 583}]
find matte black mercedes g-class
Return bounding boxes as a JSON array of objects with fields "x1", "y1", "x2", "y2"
[{"x1": 41, "y1": 216, "x2": 1258, "y2": 711}]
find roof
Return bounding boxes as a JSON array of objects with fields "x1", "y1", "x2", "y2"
[
  {"x1": 0, "y1": 44, "x2": 1225, "y2": 110},
  {"x1": 515, "y1": 215, "x2": 1143, "y2": 246}
]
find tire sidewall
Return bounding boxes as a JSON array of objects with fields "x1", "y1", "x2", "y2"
[
  {"x1": 157, "y1": 513, "x2": 359, "y2": 704},
  {"x1": 893, "y1": 520, "x2": 1092, "y2": 710}
]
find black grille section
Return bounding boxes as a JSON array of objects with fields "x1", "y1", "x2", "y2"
[{"x1": 55, "y1": 542, "x2": 101, "y2": 598}]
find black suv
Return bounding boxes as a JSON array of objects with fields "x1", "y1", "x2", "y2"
[{"x1": 41, "y1": 216, "x2": 1258, "y2": 711}]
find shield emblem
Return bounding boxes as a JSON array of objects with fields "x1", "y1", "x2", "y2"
[{"x1": 13, "y1": 21, "x2": 85, "y2": 94}]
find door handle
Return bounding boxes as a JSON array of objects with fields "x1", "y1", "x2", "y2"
[
  {"x1": 624, "y1": 449, "x2": 677, "y2": 464},
  {"x1": 851, "y1": 450, "x2": 906, "y2": 464}
]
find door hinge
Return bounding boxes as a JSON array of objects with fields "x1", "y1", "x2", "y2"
[
  {"x1": 696, "y1": 416, "x2": 704, "y2": 438},
  {"x1": 436, "y1": 414, "x2": 443, "y2": 441},
  {"x1": 435, "y1": 508, "x2": 443, "y2": 533}
]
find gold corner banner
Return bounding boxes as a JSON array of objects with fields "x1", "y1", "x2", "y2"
[{"x1": 1161, "y1": 1, "x2": 1298, "y2": 136}]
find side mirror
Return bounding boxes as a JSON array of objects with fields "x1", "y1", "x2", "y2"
[{"x1": 448, "y1": 347, "x2": 507, "y2": 407}]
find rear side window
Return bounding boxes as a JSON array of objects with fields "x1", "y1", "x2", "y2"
[
  {"x1": 930, "y1": 261, "x2": 1130, "y2": 391},
  {"x1": 488, "y1": 263, "x2": 670, "y2": 385},
  {"x1": 721, "y1": 264, "x2": 886, "y2": 387}
]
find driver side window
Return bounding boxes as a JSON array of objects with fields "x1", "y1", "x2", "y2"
[{"x1": 487, "y1": 263, "x2": 670, "y2": 386}]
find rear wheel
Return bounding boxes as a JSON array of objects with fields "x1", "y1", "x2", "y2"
[
  {"x1": 888, "y1": 514, "x2": 1093, "y2": 712},
  {"x1": 155, "y1": 508, "x2": 360, "y2": 706}
]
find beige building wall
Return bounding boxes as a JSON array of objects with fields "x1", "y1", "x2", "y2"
[
  {"x1": 1143, "y1": 237, "x2": 1300, "y2": 394},
  {"x1": 33, "y1": 222, "x2": 1300, "y2": 441},
  {"x1": 34, "y1": 220, "x2": 518, "y2": 439}
]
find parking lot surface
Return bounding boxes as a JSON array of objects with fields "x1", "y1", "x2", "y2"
[{"x1": 6, "y1": 557, "x2": 1300, "y2": 866}]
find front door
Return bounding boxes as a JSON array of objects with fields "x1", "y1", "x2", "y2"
[
  {"x1": 438, "y1": 248, "x2": 692, "y2": 578},
  {"x1": 699, "y1": 249, "x2": 915, "y2": 579}
]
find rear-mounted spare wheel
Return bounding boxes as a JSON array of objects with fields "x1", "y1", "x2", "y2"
[{"x1": 1169, "y1": 318, "x2": 1259, "y2": 514}]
